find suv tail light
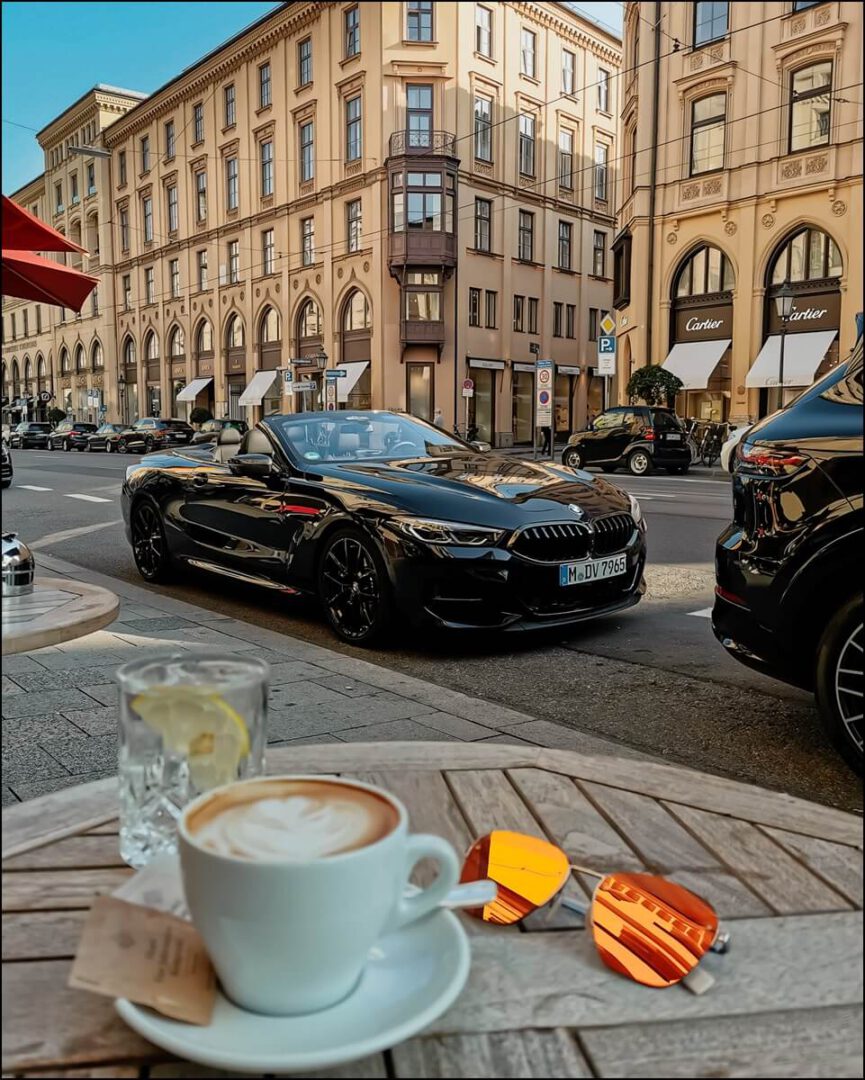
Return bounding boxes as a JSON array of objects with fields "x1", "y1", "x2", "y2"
[
  {"x1": 644, "y1": 428, "x2": 655, "y2": 441},
  {"x1": 736, "y1": 442, "x2": 807, "y2": 477}
]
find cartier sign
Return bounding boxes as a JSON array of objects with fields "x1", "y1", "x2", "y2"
[
  {"x1": 674, "y1": 301, "x2": 732, "y2": 342},
  {"x1": 767, "y1": 289, "x2": 840, "y2": 335}
]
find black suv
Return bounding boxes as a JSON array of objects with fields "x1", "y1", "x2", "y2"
[
  {"x1": 48, "y1": 421, "x2": 98, "y2": 451},
  {"x1": 130, "y1": 417, "x2": 195, "y2": 452},
  {"x1": 9, "y1": 422, "x2": 52, "y2": 449},
  {"x1": 713, "y1": 335, "x2": 863, "y2": 770},
  {"x1": 189, "y1": 418, "x2": 249, "y2": 446},
  {"x1": 562, "y1": 406, "x2": 690, "y2": 475}
]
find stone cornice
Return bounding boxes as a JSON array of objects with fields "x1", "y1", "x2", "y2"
[
  {"x1": 508, "y1": 2, "x2": 622, "y2": 66},
  {"x1": 38, "y1": 91, "x2": 141, "y2": 149}
]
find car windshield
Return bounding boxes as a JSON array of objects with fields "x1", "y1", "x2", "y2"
[
  {"x1": 271, "y1": 413, "x2": 471, "y2": 463},
  {"x1": 592, "y1": 411, "x2": 627, "y2": 430},
  {"x1": 163, "y1": 420, "x2": 192, "y2": 430},
  {"x1": 29, "y1": 424, "x2": 51, "y2": 432}
]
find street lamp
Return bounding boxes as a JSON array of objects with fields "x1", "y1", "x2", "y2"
[
  {"x1": 774, "y1": 281, "x2": 794, "y2": 409},
  {"x1": 117, "y1": 371, "x2": 126, "y2": 424}
]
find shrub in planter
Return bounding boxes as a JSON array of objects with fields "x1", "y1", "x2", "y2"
[
  {"x1": 48, "y1": 407, "x2": 67, "y2": 425},
  {"x1": 189, "y1": 406, "x2": 213, "y2": 427},
  {"x1": 626, "y1": 365, "x2": 684, "y2": 408}
]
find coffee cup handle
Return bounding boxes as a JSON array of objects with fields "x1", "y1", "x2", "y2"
[{"x1": 392, "y1": 834, "x2": 460, "y2": 930}]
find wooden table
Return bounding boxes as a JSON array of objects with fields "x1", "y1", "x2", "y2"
[
  {"x1": 1, "y1": 578, "x2": 119, "y2": 655},
  {"x1": 2, "y1": 742, "x2": 862, "y2": 1078}
]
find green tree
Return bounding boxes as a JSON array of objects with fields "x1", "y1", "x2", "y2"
[
  {"x1": 189, "y1": 406, "x2": 213, "y2": 426},
  {"x1": 626, "y1": 365, "x2": 683, "y2": 407},
  {"x1": 47, "y1": 407, "x2": 67, "y2": 425}
]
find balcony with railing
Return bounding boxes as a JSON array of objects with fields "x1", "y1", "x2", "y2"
[
  {"x1": 387, "y1": 130, "x2": 459, "y2": 279},
  {"x1": 400, "y1": 317, "x2": 446, "y2": 344},
  {"x1": 388, "y1": 130, "x2": 457, "y2": 158}
]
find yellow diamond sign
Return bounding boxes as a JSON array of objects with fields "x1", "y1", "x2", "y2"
[{"x1": 600, "y1": 313, "x2": 616, "y2": 336}]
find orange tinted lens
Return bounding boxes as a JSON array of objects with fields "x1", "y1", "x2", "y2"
[
  {"x1": 460, "y1": 830, "x2": 571, "y2": 925},
  {"x1": 590, "y1": 872, "x2": 719, "y2": 988}
]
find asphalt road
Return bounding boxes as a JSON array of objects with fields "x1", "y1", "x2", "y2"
[{"x1": 4, "y1": 446, "x2": 860, "y2": 812}]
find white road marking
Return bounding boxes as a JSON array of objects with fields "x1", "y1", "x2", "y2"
[
  {"x1": 688, "y1": 607, "x2": 714, "y2": 618},
  {"x1": 634, "y1": 493, "x2": 678, "y2": 500},
  {"x1": 64, "y1": 493, "x2": 112, "y2": 503},
  {"x1": 16, "y1": 484, "x2": 53, "y2": 491},
  {"x1": 28, "y1": 519, "x2": 124, "y2": 550}
]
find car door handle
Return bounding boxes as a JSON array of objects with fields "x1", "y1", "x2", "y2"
[{"x1": 192, "y1": 473, "x2": 209, "y2": 488}]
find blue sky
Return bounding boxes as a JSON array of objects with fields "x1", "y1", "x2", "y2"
[{"x1": 1, "y1": 1, "x2": 623, "y2": 195}]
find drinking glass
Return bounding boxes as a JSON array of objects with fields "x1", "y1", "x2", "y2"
[{"x1": 116, "y1": 652, "x2": 269, "y2": 868}]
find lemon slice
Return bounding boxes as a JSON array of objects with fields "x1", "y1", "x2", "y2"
[{"x1": 132, "y1": 686, "x2": 250, "y2": 790}]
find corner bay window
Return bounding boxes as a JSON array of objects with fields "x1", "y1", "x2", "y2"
[
  {"x1": 392, "y1": 171, "x2": 454, "y2": 233},
  {"x1": 691, "y1": 93, "x2": 726, "y2": 174},
  {"x1": 404, "y1": 272, "x2": 441, "y2": 321},
  {"x1": 790, "y1": 62, "x2": 832, "y2": 152}
]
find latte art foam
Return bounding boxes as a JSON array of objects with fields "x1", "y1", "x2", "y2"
[{"x1": 189, "y1": 781, "x2": 399, "y2": 861}]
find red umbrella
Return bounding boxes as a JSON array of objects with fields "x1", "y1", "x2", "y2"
[
  {"x1": 2, "y1": 194, "x2": 85, "y2": 254},
  {"x1": 2, "y1": 248, "x2": 98, "y2": 312}
]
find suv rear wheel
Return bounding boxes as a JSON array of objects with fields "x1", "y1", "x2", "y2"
[
  {"x1": 627, "y1": 449, "x2": 652, "y2": 476},
  {"x1": 815, "y1": 597, "x2": 863, "y2": 772}
]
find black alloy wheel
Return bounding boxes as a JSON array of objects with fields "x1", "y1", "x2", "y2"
[
  {"x1": 144, "y1": 436, "x2": 154, "y2": 452},
  {"x1": 815, "y1": 597, "x2": 863, "y2": 772},
  {"x1": 563, "y1": 446, "x2": 584, "y2": 470},
  {"x1": 318, "y1": 528, "x2": 391, "y2": 645},
  {"x1": 118, "y1": 440, "x2": 128, "y2": 454},
  {"x1": 130, "y1": 499, "x2": 173, "y2": 583}
]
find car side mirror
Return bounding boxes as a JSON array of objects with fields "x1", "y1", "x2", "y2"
[
  {"x1": 470, "y1": 440, "x2": 491, "y2": 452},
  {"x1": 228, "y1": 453, "x2": 277, "y2": 480}
]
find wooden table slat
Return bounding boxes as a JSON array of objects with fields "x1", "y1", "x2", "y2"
[
  {"x1": 391, "y1": 1029, "x2": 592, "y2": 1079},
  {"x1": 3, "y1": 835, "x2": 126, "y2": 871},
  {"x1": 2, "y1": 869, "x2": 133, "y2": 913},
  {"x1": 2, "y1": 911, "x2": 88, "y2": 961}
]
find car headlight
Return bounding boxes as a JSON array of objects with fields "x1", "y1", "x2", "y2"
[
  {"x1": 628, "y1": 493, "x2": 644, "y2": 526},
  {"x1": 392, "y1": 517, "x2": 505, "y2": 546}
]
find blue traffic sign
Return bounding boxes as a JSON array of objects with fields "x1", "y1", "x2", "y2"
[
  {"x1": 325, "y1": 369, "x2": 347, "y2": 379},
  {"x1": 598, "y1": 335, "x2": 616, "y2": 354}
]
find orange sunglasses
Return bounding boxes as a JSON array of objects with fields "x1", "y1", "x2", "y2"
[{"x1": 460, "y1": 830, "x2": 730, "y2": 991}]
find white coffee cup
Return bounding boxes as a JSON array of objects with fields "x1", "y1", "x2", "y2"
[{"x1": 178, "y1": 775, "x2": 460, "y2": 1016}]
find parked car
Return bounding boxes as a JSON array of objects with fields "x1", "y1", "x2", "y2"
[
  {"x1": 562, "y1": 406, "x2": 690, "y2": 476},
  {"x1": 719, "y1": 424, "x2": 751, "y2": 473},
  {"x1": 713, "y1": 335, "x2": 863, "y2": 770},
  {"x1": 190, "y1": 418, "x2": 249, "y2": 446},
  {"x1": 48, "y1": 421, "x2": 98, "y2": 451},
  {"x1": 9, "y1": 421, "x2": 52, "y2": 449},
  {"x1": 86, "y1": 423, "x2": 136, "y2": 452},
  {"x1": 1, "y1": 441, "x2": 12, "y2": 488},
  {"x1": 127, "y1": 417, "x2": 195, "y2": 452},
  {"x1": 122, "y1": 411, "x2": 647, "y2": 645}
]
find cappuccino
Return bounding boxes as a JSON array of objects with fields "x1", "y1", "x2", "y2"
[{"x1": 186, "y1": 778, "x2": 399, "y2": 861}]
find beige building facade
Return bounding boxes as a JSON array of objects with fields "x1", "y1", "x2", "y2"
[
  {"x1": 613, "y1": 0, "x2": 862, "y2": 423},
  {"x1": 2, "y1": 86, "x2": 147, "y2": 425}
]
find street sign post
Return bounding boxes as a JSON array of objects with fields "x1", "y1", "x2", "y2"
[
  {"x1": 597, "y1": 314, "x2": 616, "y2": 411},
  {"x1": 292, "y1": 381, "x2": 316, "y2": 392},
  {"x1": 282, "y1": 368, "x2": 293, "y2": 389},
  {"x1": 535, "y1": 359, "x2": 554, "y2": 461},
  {"x1": 325, "y1": 379, "x2": 337, "y2": 411},
  {"x1": 325, "y1": 369, "x2": 347, "y2": 378}
]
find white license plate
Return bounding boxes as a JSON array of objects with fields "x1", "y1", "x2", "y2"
[
  {"x1": 560, "y1": 553, "x2": 628, "y2": 586},
  {"x1": 664, "y1": 433, "x2": 682, "y2": 442}
]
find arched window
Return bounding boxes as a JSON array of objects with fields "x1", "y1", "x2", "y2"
[
  {"x1": 11, "y1": 359, "x2": 20, "y2": 395},
  {"x1": 123, "y1": 337, "x2": 136, "y2": 367},
  {"x1": 342, "y1": 289, "x2": 370, "y2": 331},
  {"x1": 297, "y1": 299, "x2": 321, "y2": 340},
  {"x1": 23, "y1": 357, "x2": 32, "y2": 387},
  {"x1": 674, "y1": 244, "x2": 734, "y2": 297},
  {"x1": 75, "y1": 344, "x2": 86, "y2": 372},
  {"x1": 259, "y1": 306, "x2": 281, "y2": 344},
  {"x1": 145, "y1": 331, "x2": 159, "y2": 361},
  {"x1": 195, "y1": 320, "x2": 213, "y2": 353},
  {"x1": 60, "y1": 348, "x2": 70, "y2": 373},
  {"x1": 1, "y1": 363, "x2": 7, "y2": 399},
  {"x1": 769, "y1": 227, "x2": 842, "y2": 286},
  {"x1": 169, "y1": 326, "x2": 185, "y2": 357},
  {"x1": 91, "y1": 340, "x2": 103, "y2": 368},
  {"x1": 226, "y1": 314, "x2": 244, "y2": 349},
  {"x1": 37, "y1": 354, "x2": 47, "y2": 381}
]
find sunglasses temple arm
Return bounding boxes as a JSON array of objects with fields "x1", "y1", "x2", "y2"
[{"x1": 569, "y1": 864, "x2": 604, "y2": 880}]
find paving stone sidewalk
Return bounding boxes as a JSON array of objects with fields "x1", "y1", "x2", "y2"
[{"x1": 2, "y1": 552, "x2": 648, "y2": 806}]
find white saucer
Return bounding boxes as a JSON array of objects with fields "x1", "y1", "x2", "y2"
[{"x1": 115, "y1": 908, "x2": 470, "y2": 1074}]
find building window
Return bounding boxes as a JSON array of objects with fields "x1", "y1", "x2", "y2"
[
  {"x1": 92, "y1": 338, "x2": 103, "y2": 365},
  {"x1": 36, "y1": 306, "x2": 41, "y2": 333},
  {"x1": 690, "y1": 93, "x2": 726, "y2": 174},
  {"x1": 301, "y1": 217, "x2": 315, "y2": 265},
  {"x1": 404, "y1": 272, "x2": 441, "y2": 321},
  {"x1": 9, "y1": 314, "x2": 15, "y2": 339},
  {"x1": 167, "y1": 185, "x2": 178, "y2": 232},
  {"x1": 598, "y1": 68, "x2": 610, "y2": 112},
  {"x1": 613, "y1": 232, "x2": 633, "y2": 308},
  {"x1": 345, "y1": 96, "x2": 362, "y2": 161},
  {"x1": 558, "y1": 130, "x2": 574, "y2": 188},
  {"x1": 485, "y1": 290, "x2": 497, "y2": 328},
  {"x1": 169, "y1": 258, "x2": 180, "y2": 298},
  {"x1": 769, "y1": 228, "x2": 841, "y2": 286},
  {"x1": 345, "y1": 6, "x2": 360, "y2": 56},
  {"x1": 517, "y1": 210, "x2": 534, "y2": 262},
  {"x1": 194, "y1": 171, "x2": 206, "y2": 222},
  {"x1": 474, "y1": 197, "x2": 491, "y2": 251},
  {"x1": 566, "y1": 304, "x2": 576, "y2": 338},
  {"x1": 122, "y1": 274, "x2": 132, "y2": 310},
  {"x1": 513, "y1": 295, "x2": 525, "y2": 332},
  {"x1": 792, "y1": 0, "x2": 821, "y2": 8},
  {"x1": 558, "y1": 221, "x2": 572, "y2": 270},
  {"x1": 197, "y1": 249, "x2": 208, "y2": 290},
  {"x1": 593, "y1": 231, "x2": 606, "y2": 277},
  {"x1": 588, "y1": 308, "x2": 598, "y2": 340},
  {"x1": 521, "y1": 28, "x2": 536, "y2": 77},
  {"x1": 145, "y1": 266, "x2": 155, "y2": 305},
  {"x1": 260, "y1": 140, "x2": 273, "y2": 196},
  {"x1": 118, "y1": 151, "x2": 127, "y2": 186},
  {"x1": 528, "y1": 297, "x2": 539, "y2": 335},
  {"x1": 164, "y1": 120, "x2": 175, "y2": 159},
  {"x1": 70, "y1": 173, "x2": 79, "y2": 204},
  {"x1": 300, "y1": 121, "x2": 314, "y2": 182},
  {"x1": 298, "y1": 38, "x2": 312, "y2": 86},
  {"x1": 406, "y1": 0, "x2": 433, "y2": 41},
  {"x1": 694, "y1": 1, "x2": 728, "y2": 47},
  {"x1": 476, "y1": 5, "x2": 492, "y2": 56},
  {"x1": 406, "y1": 84, "x2": 433, "y2": 147},
  {"x1": 262, "y1": 228, "x2": 275, "y2": 275},
  {"x1": 519, "y1": 114, "x2": 536, "y2": 176},
  {"x1": 55, "y1": 182, "x2": 63, "y2": 213},
  {"x1": 140, "y1": 136, "x2": 150, "y2": 173},
  {"x1": 228, "y1": 239, "x2": 240, "y2": 284},
  {"x1": 142, "y1": 196, "x2": 153, "y2": 242},
  {"x1": 474, "y1": 95, "x2": 492, "y2": 161},
  {"x1": 86, "y1": 163, "x2": 96, "y2": 196},
  {"x1": 346, "y1": 199, "x2": 362, "y2": 252},
  {"x1": 395, "y1": 169, "x2": 452, "y2": 233},
  {"x1": 553, "y1": 302, "x2": 564, "y2": 337},
  {"x1": 259, "y1": 61, "x2": 272, "y2": 107},
  {"x1": 224, "y1": 84, "x2": 236, "y2": 127},
  {"x1": 193, "y1": 102, "x2": 204, "y2": 143},
  {"x1": 120, "y1": 207, "x2": 129, "y2": 251},
  {"x1": 226, "y1": 157, "x2": 239, "y2": 210},
  {"x1": 23, "y1": 311, "x2": 29, "y2": 337},
  {"x1": 790, "y1": 62, "x2": 832, "y2": 152},
  {"x1": 594, "y1": 144, "x2": 609, "y2": 200},
  {"x1": 469, "y1": 287, "x2": 481, "y2": 326},
  {"x1": 562, "y1": 50, "x2": 575, "y2": 95}
]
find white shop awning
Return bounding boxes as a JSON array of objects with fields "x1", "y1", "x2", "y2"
[
  {"x1": 336, "y1": 361, "x2": 369, "y2": 403},
  {"x1": 175, "y1": 377, "x2": 213, "y2": 402},
  {"x1": 238, "y1": 370, "x2": 278, "y2": 406},
  {"x1": 661, "y1": 339, "x2": 731, "y2": 390},
  {"x1": 746, "y1": 330, "x2": 837, "y2": 388}
]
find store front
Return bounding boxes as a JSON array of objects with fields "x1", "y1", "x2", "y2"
[
  {"x1": 555, "y1": 366, "x2": 581, "y2": 437},
  {"x1": 663, "y1": 245, "x2": 734, "y2": 422},
  {"x1": 121, "y1": 337, "x2": 138, "y2": 424},
  {"x1": 511, "y1": 364, "x2": 535, "y2": 444},
  {"x1": 586, "y1": 368, "x2": 604, "y2": 423},
  {"x1": 193, "y1": 320, "x2": 216, "y2": 416},
  {"x1": 294, "y1": 299, "x2": 325, "y2": 413},
  {"x1": 227, "y1": 376, "x2": 245, "y2": 419},
  {"x1": 406, "y1": 363, "x2": 433, "y2": 421},
  {"x1": 467, "y1": 358, "x2": 503, "y2": 445},
  {"x1": 339, "y1": 291, "x2": 371, "y2": 411},
  {"x1": 144, "y1": 331, "x2": 161, "y2": 419}
]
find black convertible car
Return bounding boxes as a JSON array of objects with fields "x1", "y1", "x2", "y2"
[{"x1": 122, "y1": 411, "x2": 647, "y2": 644}]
